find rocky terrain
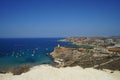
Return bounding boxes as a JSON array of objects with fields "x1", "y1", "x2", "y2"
[
  {"x1": 51, "y1": 46, "x2": 120, "y2": 70},
  {"x1": 51, "y1": 37, "x2": 120, "y2": 71},
  {"x1": 0, "y1": 65, "x2": 32, "y2": 75}
]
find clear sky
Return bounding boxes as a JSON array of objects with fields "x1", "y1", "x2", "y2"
[{"x1": 0, "y1": 0, "x2": 120, "y2": 38}]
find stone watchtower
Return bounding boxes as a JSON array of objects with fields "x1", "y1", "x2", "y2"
[{"x1": 57, "y1": 44, "x2": 60, "y2": 48}]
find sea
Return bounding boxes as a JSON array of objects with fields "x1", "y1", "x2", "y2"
[{"x1": 0, "y1": 38, "x2": 73, "y2": 70}]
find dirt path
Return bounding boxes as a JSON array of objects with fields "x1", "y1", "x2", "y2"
[{"x1": 94, "y1": 57, "x2": 120, "y2": 68}]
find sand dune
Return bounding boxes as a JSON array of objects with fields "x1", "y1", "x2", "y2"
[{"x1": 0, "y1": 65, "x2": 120, "y2": 80}]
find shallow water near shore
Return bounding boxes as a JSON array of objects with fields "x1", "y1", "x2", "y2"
[{"x1": 0, "y1": 38, "x2": 73, "y2": 70}]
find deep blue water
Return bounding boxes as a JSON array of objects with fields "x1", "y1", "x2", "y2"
[{"x1": 0, "y1": 38, "x2": 72, "y2": 69}]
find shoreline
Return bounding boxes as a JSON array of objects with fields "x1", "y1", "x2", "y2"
[{"x1": 0, "y1": 37, "x2": 120, "y2": 80}]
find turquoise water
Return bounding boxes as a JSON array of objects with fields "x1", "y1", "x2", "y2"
[{"x1": 0, "y1": 38, "x2": 73, "y2": 69}]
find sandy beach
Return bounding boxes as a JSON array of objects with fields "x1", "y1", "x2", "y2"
[{"x1": 0, "y1": 65, "x2": 120, "y2": 80}]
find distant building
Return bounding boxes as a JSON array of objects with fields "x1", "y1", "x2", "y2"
[
  {"x1": 116, "y1": 39, "x2": 120, "y2": 43},
  {"x1": 95, "y1": 39, "x2": 104, "y2": 44},
  {"x1": 108, "y1": 44, "x2": 120, "y2": 54},
  {"x1": 105, "y1": 39, "x2": 114, "y2": 44},
  {"x1": 114, "y1": 44, "x2": 120, "y2": 47}
]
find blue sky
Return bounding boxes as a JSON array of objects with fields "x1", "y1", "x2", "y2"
[{"x1": 0, "y1": 0, "x2": 120, "y2": 38}]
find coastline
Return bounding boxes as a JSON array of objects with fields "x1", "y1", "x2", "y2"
[
  {"x1": 0, "y1": 65, "x2": 120, "y2": 80},
  {"x1": 0, "y1": 37, "x2": 120, "y2": 80}
]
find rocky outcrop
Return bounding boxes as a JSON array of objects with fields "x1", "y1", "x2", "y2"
[
  {"x1": 0, "y1": 65, "x2": 32, "y2": 75},
  {"x1": 51, "y1": 46, "x2": 120, "y2": 70},
  {"x1": 10, "y1": 65, "x2": 31, "y2": 75}
]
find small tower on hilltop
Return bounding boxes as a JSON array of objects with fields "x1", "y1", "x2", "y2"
[{"x1": 57, "y1": 44, "x2": 60, "y2": 48}]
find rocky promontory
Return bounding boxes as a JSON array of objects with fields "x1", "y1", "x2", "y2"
[{"x1": 51, "y1": 37, "x2": 120, "y2": 71}]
